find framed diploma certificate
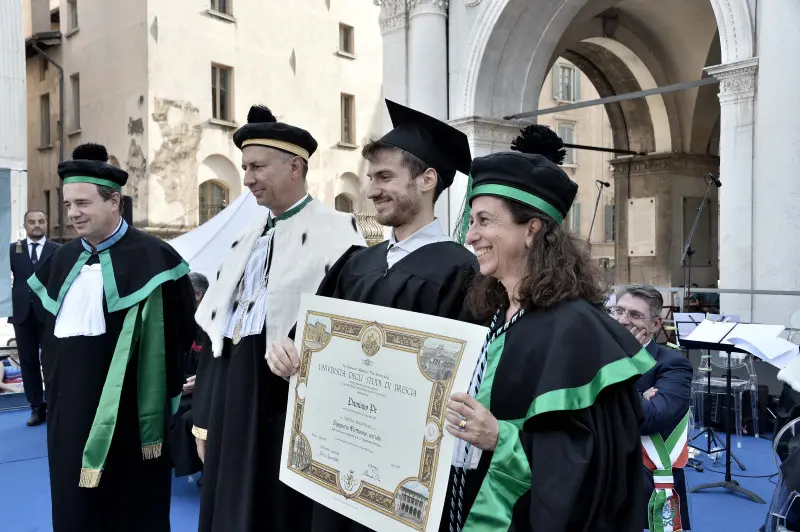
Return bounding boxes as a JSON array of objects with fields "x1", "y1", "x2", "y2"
[{"x1": 280, "y1": 295, "x2": 487, "y2": 532}]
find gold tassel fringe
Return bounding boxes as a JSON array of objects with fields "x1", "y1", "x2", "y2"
[
  {"x1": 79, "y1": 468, "x2": 102, "y2": 488},
  {"x1": 142, "y1": 441, "x2": 163, "y2": 460}
]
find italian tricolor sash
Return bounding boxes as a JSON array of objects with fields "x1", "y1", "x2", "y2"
[{"x1": 642, "y1": 411, "x2": 691, "y2": 532}]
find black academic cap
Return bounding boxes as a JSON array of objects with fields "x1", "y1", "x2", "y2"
[
  {"x1": 378, "y1": 100, "x2": 471, "y2": 189},
  {"x1": 233, "y1": 105, "x2": 318, "y2": 161},
  {"x1": 58, "y1": 143, "x2": 128, "y2": 192},
  {"x1": 469, "y1": 152, "x2": 578, "y2": 223}
]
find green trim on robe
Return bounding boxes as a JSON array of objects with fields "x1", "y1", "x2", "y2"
[
  {"x1": 27, "y1": 250, "x2": 91, "y2": 315},
  {"x1": 526, "y1": 347, "x2": 655, "y2": 417},
  {"x1": 80, "y1": 286, "x2": 176, "y2": 488},
  {"x1": 26, "y1": 248, "x2": 189, "y2": 316},
  {"x1": 463, "y1": 340, "x2": 656, "y2": 531},
  {"x1": 465, "y1": 334, "x2": 534, "y2": 532},
  {"x1": 99, "y1": 251, "x2": 190, "y2": 312}
]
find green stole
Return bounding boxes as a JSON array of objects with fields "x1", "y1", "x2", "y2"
[
  {"x1": 462, "y1": 333, "x2": 655, "y2": 531},
  {"x1": 29, "y1": 248, "x2": 189, "y2": 488}
]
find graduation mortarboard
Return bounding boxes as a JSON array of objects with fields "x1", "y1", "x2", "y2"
[
  {"x1": 378, "y1": 99, "x2": 471, "y2": 189},
  {"x1": 454, "y1": 152, "x2": 578, "y2": 243},
  {"x1": 58, "y1": 143, "x2": 128, "y2": 192},
  {"x1": 233, "y1": 105, "x2": 318, "y2": 161}
]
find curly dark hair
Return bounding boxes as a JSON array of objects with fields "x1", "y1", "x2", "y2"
[
  {"x1": 510, "y1": 124, "x2": 567, "y2": 166},
  {"x1": 465, "y1": 198, "x2": 607, "y2": 322}
]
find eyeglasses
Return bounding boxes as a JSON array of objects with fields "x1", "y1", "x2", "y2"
[{"x1": 608, "y1": 306, "x2": 651, "y2": 321}]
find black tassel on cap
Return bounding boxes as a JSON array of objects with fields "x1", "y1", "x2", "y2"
[
  {"x1": 72, "y1": 143, "x2": 109, "y2": 163},
  {"x1": 247, "y1": 105, "x2": 277, "y2": 124},
  {"x1": 510, "y1": 125, "x2": 567, "y2": 166}
]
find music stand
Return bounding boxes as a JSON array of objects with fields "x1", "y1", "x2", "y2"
[{"x1": 681, "y1": 337, "x2": 765, "y2": 503}]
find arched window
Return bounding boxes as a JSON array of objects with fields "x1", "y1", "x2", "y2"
[
  {"x1": 199, "y1": 181, "x2": 229, "y2": 224},
  {"x1": 335, "y1": 193, "x2": 353, "y2": 213}
]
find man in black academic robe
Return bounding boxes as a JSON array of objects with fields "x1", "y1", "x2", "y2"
[
  {"x1": 268, "y1": 99, "x2": 477, "y2": 532},
  {"x1": 29, "y1": 144, "x2": 196, "y2": 532},
  {"x1": 190, "y1": 105, "x2": 366, "y2": 532}
]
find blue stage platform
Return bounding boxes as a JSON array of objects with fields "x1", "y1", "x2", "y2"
[{"x1": 0, "y1": 408, "x2": 780, "y2": 531}]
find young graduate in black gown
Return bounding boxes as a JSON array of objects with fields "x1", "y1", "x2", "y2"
[
  {"x1": 29, "y1": 143, "x2": 196, "y2": 532},
  {"x1": 441, "y1": 151, "x2": 654, "y2": 531},
  {"x1": 190, "y1": 105, "x2": 366, "y2": 532},
  {"x1": 267, "y1": 99, "x2": 477, "y2": 532}
]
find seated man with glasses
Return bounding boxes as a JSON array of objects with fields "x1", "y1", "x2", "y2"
[{"x1": 610, "y1": 284, "x2": 693, "y2": 531}]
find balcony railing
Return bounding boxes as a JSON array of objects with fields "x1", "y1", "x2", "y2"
[{"x1": 355, "y1": 213, "x2": 385, "y2": 246}]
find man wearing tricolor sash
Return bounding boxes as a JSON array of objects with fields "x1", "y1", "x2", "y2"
[
  {"x1": 611, "y1": 284, "x2": 693, "y2": 531},
  {"x1": 28, "y1": 143, "x2": 197, "y2": 531},
  {"x1": 642, "y1": 411, "x2": 691, "y2": 531}
]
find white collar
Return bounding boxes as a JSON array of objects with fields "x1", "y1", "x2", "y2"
[
  {"x1": 26, "y1": 236, "x2": 45, "y2": 246},
  {"x1": 389, "y1": 218, "x2": 447, "y2": 252}
]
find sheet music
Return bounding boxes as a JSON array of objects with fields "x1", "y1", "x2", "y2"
[
  {"x1": 684, "y1": 320, "x2": 799, "y2": 369},
  {"x1": 673, "y1": 313, "x2": 708, "y2": 341}
]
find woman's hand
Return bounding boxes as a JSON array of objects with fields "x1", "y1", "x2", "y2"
[{"x1": 444, "y1": 392, "x2": 500, "y2": 451}]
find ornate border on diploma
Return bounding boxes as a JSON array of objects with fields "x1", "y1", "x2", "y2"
[{"x1": 287, "y1": 311, "x2": 468, "y2": 531}]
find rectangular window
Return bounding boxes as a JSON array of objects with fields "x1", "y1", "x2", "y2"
[
  {"x1": 67, "y1": 0, "x2": 78, "y2": 30},
  {"x1": 604, "y1": 203, "x2": 616, "y2": 242},
  {"x1": 556, "y1": 122, "x2": 575, "y2": 164},
  {"x1": 40, "y1": 57, "x2": 48, "y2": 81},
  {"x1": 210, "y1": 0, "x2": 231, "y2": 15},
  {"x1": 341, "y1": 93, "x2": 355, "y2": 145},
  {"x1": 40, "y1": 93, "x2": 51, "y2": 146},
  {"x1": 552, "y1": 63, "x2": 580, "y2": 102},
  {"x1": 339, "y1": 24, "x2": 354, "y2": 55},
  {"x1": 70, "y1": 73, "x2": 80, "y2": 130},
  {"x1": 211, "y1": 64, "x2": 232, "y2": 122}
]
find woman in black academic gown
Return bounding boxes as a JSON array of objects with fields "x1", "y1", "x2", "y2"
[{"x1": 441, "y1": 151, "x2": 655, "y2": 532}]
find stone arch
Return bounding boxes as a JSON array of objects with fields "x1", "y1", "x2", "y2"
[
  {"x1": 334, "y1": 172, "x2": 362, "y2": 212},
  {"x1": 460, "y1": 0, "x2": 753, "y2": 119},
  {"x1": 198, "y1": 154, "x2": 241, "y2": 196}
]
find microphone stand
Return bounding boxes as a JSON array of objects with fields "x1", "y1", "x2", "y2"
[{"x1": 682, "y1": 174, "x2": 736, "y2": 469}]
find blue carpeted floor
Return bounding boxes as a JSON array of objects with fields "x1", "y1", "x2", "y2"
[
  {"x1": 0, "y1": 408, "x2": 780, "y2": 531},
  {"x1": 0, "y1": 409, "x2": 200, "y2": 532}
]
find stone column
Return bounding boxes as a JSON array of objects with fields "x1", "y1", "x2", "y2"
[
  {"x1": 447, "y1": 117, "x2": 524, "y2": 234},
  {"x1": 705, "y1": 58, "x2": 758, "y2": 322},
  {"x1": 378, "y1": 1, "x2": 410, "y2": 132},
  {"x1": 407, "y1": 0, "x2": 448, "y2": 117},
  {"x1": 407, "y1": 0, "x2": 450, "y2": 226},
  {"x1": 751, "y1": 0, "x2": 800, "y2": 324}
]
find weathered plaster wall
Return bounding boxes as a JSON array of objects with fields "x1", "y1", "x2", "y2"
[{"x1": 145, "y1": 0, "x2": 384, "y2": 229}]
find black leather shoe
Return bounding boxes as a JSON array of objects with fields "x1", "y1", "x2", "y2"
[{"x1": 27, "y1": 405, "x2": 46, "y2": 427}]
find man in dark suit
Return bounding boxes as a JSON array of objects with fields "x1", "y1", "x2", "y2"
[
  {"x1": 9, "y1": 210, "x2": 60, "y2": 426},
  {"x1": 610, "y1": 284, "x2": 693, "y2": 531}
]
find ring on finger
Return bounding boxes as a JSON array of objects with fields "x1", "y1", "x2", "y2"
[{"x1": 458, "y1": 418, "x2": 467, "y2": 431}]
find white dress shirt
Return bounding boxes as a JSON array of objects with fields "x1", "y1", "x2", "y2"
[
  {"x1": 26, "y1": 236, "x2": 46, "y2": 261},
  {"x1": 386, "y1": 218, "x2": 450, "y2": 269}
]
